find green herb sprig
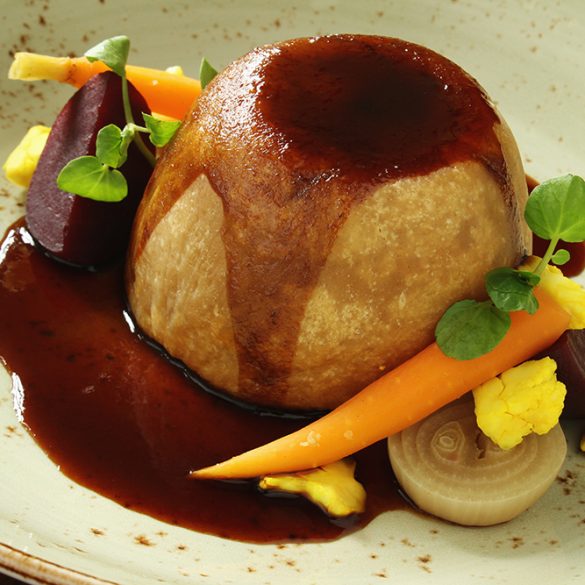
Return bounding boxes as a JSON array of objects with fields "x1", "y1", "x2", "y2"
[
  {"x1": 435, "y1": 174, "x2": 585, "y2": 360},
  {"x1": 57, "y1": 36, "x2": 181, "y2": 202},
  {"x1": 199, "y1": 57, "x2": 218, "y2": 90}
]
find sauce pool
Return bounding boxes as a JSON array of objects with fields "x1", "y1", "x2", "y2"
[{"x1": 0, "y1": 221, "x2": 404, "y2": 543}]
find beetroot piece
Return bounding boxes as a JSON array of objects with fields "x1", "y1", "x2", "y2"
[
  {"x1": 26, "y1": 71, "x2": 154, "y2": 267},
  {"x1": 540, "y1": 330, "x2": 585, "y2": 419}
]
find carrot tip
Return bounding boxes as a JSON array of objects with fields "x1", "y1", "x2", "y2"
[{"x1": 189, "y1": 463, "x2": 236, "y2": 480}]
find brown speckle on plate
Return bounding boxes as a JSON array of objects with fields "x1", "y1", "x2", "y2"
[
  {"x1": 557, "y1": 469, "x2": 577, "y2": 495},
  {"x1": 510, "y1": 536, "x2": 524, "y2": 549},
  {"x1": 418, "y1": 554, "x2": 432, "y2": 573}
]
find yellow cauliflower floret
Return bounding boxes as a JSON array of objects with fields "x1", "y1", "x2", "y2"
[
  {"x1": 473, "y1": 357, "x2": 566, "y2": 450},
  {"x1": 2, "y1": 125, "x2": 50, "y2": 187},
  {"x1": 520, "y1": 255, "x2": 585, "y2": 329},
  {"x1": 258, "y1": 459, "x2": 366, "y2": 517}
]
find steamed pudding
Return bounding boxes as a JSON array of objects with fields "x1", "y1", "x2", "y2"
[{"x1": 126, "y1": 35, "x2": 531, "y2": 411}]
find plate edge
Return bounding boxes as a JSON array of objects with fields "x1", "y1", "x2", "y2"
[{"x1": 0, "y1": 543, "x2": 120, "y2": 585}]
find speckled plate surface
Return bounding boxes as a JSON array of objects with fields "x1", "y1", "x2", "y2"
[{"x1": 1, "y1": 1, "x2": 584, "y2": 584}]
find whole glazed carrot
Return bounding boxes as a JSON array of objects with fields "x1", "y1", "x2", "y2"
[
  {"x1": 9, "y1": 52, "x2": 201, "y2": 120},
  {"x1": 191, "y1": 288, "x2": 570, "y2": 480}
]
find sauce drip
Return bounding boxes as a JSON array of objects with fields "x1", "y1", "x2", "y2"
[{"x1": 0, "y1": 222, "x2": 403, "y2": 543}]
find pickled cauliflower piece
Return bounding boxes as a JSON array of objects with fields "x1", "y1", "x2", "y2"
[
  {"x1": 473, "y1": 357, "x2": 566, "y2": 450},
  {"x1": 2, "y1": 125, "x2": 50, "y2": 187},
  {"x1": 520, "y1": 256, "x2": 585, "y2": 329},
  {"x1": 258, "y1": 459, "x2": 366, "y2": 517}
]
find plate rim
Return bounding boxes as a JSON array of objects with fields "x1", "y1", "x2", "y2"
[{"x1": 0, "y1": 544, "x2": 119, "y2": 585}]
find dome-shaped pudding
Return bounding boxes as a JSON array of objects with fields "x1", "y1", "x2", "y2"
[{"x1": 126, "y1": 35, "x2": 531, "y2": 411}]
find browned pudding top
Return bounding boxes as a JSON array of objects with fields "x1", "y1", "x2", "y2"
[
  {"x1": 242, "y1": 35, "x2": 502, "y2": 182},
  {"x1": 132, "y1": 35, "x2": 508, "y2": 264}
]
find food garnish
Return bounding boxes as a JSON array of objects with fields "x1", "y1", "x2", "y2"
[
  {"x1": 387, "y1": 397, "x2": 567, "y2": 526},
  {"x1": 9, "y1": 48, "x2": 201, "y2": 120},
  {"x1": 472, "y1": 358, "x2": 566, "y2": 450},
  {"x1": 2, "y1": 125, "x2": 50, "y2": 188},
  {"x1": 198, "y1": 57, "x2": 218, "y2": 90},
  {"x1": 435, "y1": 174, "x2": 585, "y2": 360},
  {"x1": 6, "y1": 37, "x2": 218, "y2": 204},
  {"x1": 56, "y1": 36, "x2": 180, "y2": 203},
  {"x1": 259, "y1": 459, "x2": 366, "y2": 518},
  {"x1": 520, "y1": 255, "x2": 585, "y2": 329}
]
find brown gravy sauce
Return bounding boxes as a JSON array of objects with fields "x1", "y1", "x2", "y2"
[
  {"x1": 0, "y1": 222, "x2": 404, "y2": 543},
  {"x1": 129, "y1": 35, "x2": 514, "y2": 405}
]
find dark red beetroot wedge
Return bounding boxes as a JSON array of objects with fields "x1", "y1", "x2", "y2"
[
  {"x1": 540, "y1": 329, "x2": 585, "y2": 419},
  {"x1": 26, "y1": 71, "x2": 154, "y2": 268}
]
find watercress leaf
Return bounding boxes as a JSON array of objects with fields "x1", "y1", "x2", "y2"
[
  {"x1": 57, "y1": 156, "x2": 128, "y2": 202},
  {"x1": 435, "y1": 299, "x2": 511, "y2": 360},
  {"x1": 526, "y1": 174, "x2": 585, "y2": 242},
  {"x1": 85, "y1": 35, "x2": 130, "y2": 78},
  {"x1": 551, "y1": 248, "x2": 571, "y2": 266},
  {"x1": 142, "y1": 113, "x2": 181, "y2": 147},
  {"x1": 199, "y1": 57, "x2": 218, "y2": 90},
  {"x1": 96, "y1": 124, "x2": 127, "y2": 168},
  {"x1": 520, "y1": 270, "x2": 541, "y2": 287},
  {"x1": 485, "y1": 267, "x2": 539, "y2": 314}
]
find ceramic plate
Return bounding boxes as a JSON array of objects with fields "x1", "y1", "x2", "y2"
[{"x1": 1, "y1": 1, "x2": 584, "y2": 584}]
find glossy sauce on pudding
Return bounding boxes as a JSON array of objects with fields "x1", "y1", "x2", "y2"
[
  {"x1": 256, "y1": 36, "x2": 506, "y2": 183},
  {"x1": 128, "y1": 35, "x2": 522, "y2": 406},
  {"x1": 0, "y1": 223, "x2": 403, "y2": 542}
]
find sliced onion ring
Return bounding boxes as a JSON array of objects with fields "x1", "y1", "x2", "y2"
[{"x1": 387, "y1": 397, "x2": 567, "y2": 526}]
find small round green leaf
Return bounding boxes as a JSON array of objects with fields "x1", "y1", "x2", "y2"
[
  {"x1": 96, "y1": 124, "x2": 126, "y2": 168},
  {"x1": 485, "y1": 267, "x2": 539, "y2": 314},
  {"x1": 57, "y1": 156, "x2": 128, "y2": 202},
  {"x1": 199, "y1": 57, "x2": 218, "y2": 90},
  {"x1": 526, "y1": 174, "x2": 585, "y2": 242},
  {"x1": 551, "y1": 248, "x2": 571, "y2": 266},
  {"x1": 435, "y1": 300, "x2": 511, "y2": 360},
  {"x1": 143, "y1": 113, "x2": 181, "y2": 147},
  {"x1": 85, "y1": 36, "x2": 130, "y2": 78}
]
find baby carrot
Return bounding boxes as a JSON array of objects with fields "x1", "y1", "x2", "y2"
[
  {"x1": 8, "y1": 52, "x2": 201, "y2": 120},
  {"x1": 191, "y1": 289, "x2": 570, "y2": 480}
]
